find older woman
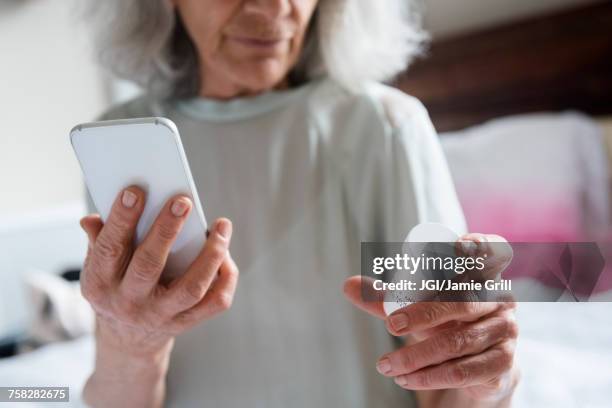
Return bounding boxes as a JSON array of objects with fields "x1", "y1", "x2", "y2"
[{"x1": 80, "y1": 0, "x2": 519, "y2": 407}]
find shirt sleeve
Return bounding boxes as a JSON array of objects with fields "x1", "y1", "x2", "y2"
[
  {"x1": 342, "y1": 88, "x2": 467, "y2": 243},
  {"x1": 393, "y1": 95, "x2": 468, "y2": 237}
]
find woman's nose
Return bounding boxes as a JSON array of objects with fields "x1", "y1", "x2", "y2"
[{"x1": 243, "y1": 0, "x2": 292, "y2": 20}]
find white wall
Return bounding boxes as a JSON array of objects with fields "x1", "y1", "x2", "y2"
[
  {"x1": 423, "y1": 0, "x2": 601, "y2": 38},
  {"x1": 0, "y1": 0, "x2": 109, "y2": 218}
]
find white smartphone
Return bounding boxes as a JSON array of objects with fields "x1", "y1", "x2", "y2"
[{"x1": 70, "y1": 117, "x2": 207, "y2": 280}]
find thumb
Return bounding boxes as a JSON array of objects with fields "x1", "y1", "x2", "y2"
[
  {"x1": 80, "y1": 214, "x2": 104, "y2": 246},
  {"x1": 343, "y1": 275, "x2": 387, "y2": 320}
]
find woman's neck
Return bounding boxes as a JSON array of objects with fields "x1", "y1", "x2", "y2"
[{"x1": 198, "y1": 62, "x2": 289, "y2": 100}]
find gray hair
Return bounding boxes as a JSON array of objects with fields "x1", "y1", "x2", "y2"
[{"x1": 87, "y1": 0, "x2": 427, "y2": 99}]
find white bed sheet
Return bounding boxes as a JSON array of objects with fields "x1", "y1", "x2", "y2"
[{"x1": 514, "y1": 302, "x2": 612, "y2": 407}]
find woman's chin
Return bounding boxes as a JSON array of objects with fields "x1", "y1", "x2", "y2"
[{"x1": 232, "y1": 67, "x2": 291, "y2": 94}]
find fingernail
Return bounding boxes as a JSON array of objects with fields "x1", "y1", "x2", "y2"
[
  {"x1": 394, "y1": 376, "x2": 408, "y2": 387},
  {"x1": 122, "y1": 190, "x2": 137, "y2": 208},
  {"x1": 460, "y1": 240, "x2": 477, "y2": 256},
  {"x1": 216, "y1": 219, "x2": 232, "y2": 239},
  {"x1": 376, "y1": 358, "x2": 392, "y2": 375},
  {"x1": 171, "y1": 198, "x2": 190, "y2": 217},
  {"x1": 389, "y1": 313, "x2": 408, "y2": 331}
]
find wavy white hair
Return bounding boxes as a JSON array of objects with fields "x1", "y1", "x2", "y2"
[{"x1": 88, "y1": 0, "x2": 427, "y2": 99}]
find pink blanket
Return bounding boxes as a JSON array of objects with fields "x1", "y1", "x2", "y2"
[{"x1": 440, "y1": 112, "x2": 611, "y2": 294}]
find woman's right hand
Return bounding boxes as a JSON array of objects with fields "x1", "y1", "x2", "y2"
[{"x1": 79, "y1": 186, "x2": 238, "y2": 407}]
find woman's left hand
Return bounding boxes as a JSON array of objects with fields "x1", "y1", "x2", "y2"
[
  {"x1": 382, "y1": 300, "x2": 518, "y2": 402},
  {"x1": 344, "y1": 233, "x2": 519, "y2": 403}
]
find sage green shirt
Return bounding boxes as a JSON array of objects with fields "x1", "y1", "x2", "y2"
[{"x1": 96, "y1": 77, "x2": 466, "y2": 407}]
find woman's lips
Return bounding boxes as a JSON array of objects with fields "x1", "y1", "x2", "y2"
[{"x1": 227, "y1": 36, "x2": 289, "y2": 51}]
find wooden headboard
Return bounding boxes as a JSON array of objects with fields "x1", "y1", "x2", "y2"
[{"x1": 394, "y1": 1, "x2": 612, "y2": 132}]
